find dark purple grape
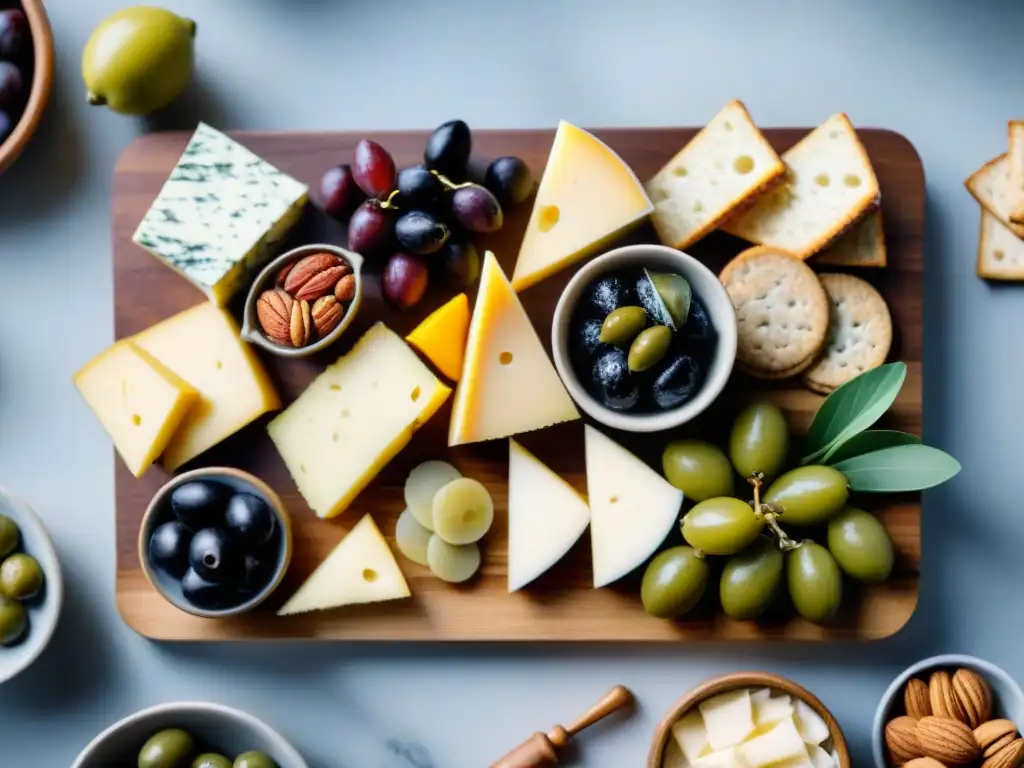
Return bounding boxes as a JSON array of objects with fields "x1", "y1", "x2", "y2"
[
  {"x1": 0, "y1": 111, "x2": 11, "y2": 143},
  {"x1": 188, "y1": 528, "x2": 244, "y2": 585},
  {"x1": 484, "y1": 156, "x2": 534, "y2": 205},
  {"x1": 397, "y1": 164, "x2": 443, "y2": 210},
  {"x1": 0, "y1": 10, "x2": 27, "y2": 61},
  {"x1": 319, "y1": 164, "x2": 364, "y2": 220},
  {"x1": 0, "y1": 62, "x2": 23, "y2": 112},
  {"x1": 424, "y1": 120, "x2": 471, "y2": 180},
  {"x1": 224, "y1": 493, "x2": 276, "y2": 548},
  {"x1": 352, "y1": 139, "x2": 397, "y2": 198},
  {"x1": 650, "y1": 351, "x2": 702, "y2": 410},
  {"x1": 395, "y1": 210, "x2": 450, "y2": 255},
  {"x1": 451, "y1": 185, "x2": 503, "y2": 233},
  {"x1": 170, "y1": 480, "x2": 230, "y2": 531},
  {"x1": 438, "y1": 240, "x2": 481, "y2": 289},
  {"x1": 383, "y1": 252, "x2": 428, "y2": 310},
  {"x1": 181, "y1": 568, "x2": 230, "y2": 609},
  {"x1": 148, "y1": 521, "x2": 192, "y2": 579},
  {"x1": 590, "y1": 347, "x2": 639, "y2": 411},
  {"x1": 347, "y1": 199, "x2": 393, "y2": 255}
]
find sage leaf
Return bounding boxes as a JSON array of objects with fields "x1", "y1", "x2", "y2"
[
  {"x1": 831, "y1": 444, "x2": 961, "y2": 492},
  {"x1": 824, "y1": 430, "x2": 921, "y2": 465},
  {"x1": 801, "y1": 362, "x2": 907, "y2": 464}
]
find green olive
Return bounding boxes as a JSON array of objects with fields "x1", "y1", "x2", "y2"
[
  {"x1": 234, "y1": 752, "x2": 277, "y2": 768},
  {"x1": 0, "y1": 554, "x2": 43, "y2": 600},
  {"x1": 138, "y1": 728, "x2": 195, "y2": 768},
  {"x1": 193, "y1": 756, "x2": 232, "y2": 768},
  {"x1": 0, "y1": 514, "x2": 18, "y2": 558},
  {"x1": 641, "y1": 546, "x2": 709, "y2": 619},
  {"x1": 681, "y1": 497, "x2": 764, "y2": 556},
  {"x1": 662, "y1": 440, "x2": 735, "y2": 502},
  {"x1": 729, "y1": 402, "x2": 790, "y2": 482},
  {"x1": 599, "y1": 306, "x2": 648, "y2": 347},
  {"x1": 720, "y1": 538, "x2": 784, "y2": 620},
  {"x1": 763, "y1": 465, "x2": 848, "y2": 526},
  {"x1": 827, "y1": 507, "x2": 894, "y2": 584},
  {"x1": 0, "y1": 594, "x2": 26, "y2": 645},
  {"x1": 786, "y1": 541, "x2": 842, "y2": 624},
  {"x1": 650, "y1": 272, "x2": 692, "y2": 328},
  {"x1": 627, "y1": 325, "x2": 672, "y2": 372}
]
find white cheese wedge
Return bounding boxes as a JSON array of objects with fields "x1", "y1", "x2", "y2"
[
  {"x1": 268, "y1": 323, "x2": 451, "y2": 519},
  {"x1": 277, "y1": 514, "x2": 409, "y2": 616},
  {"x1": 585, "y1": 425, "x2": 683, "y2": 587},
  {"x1": 738, "y1": 718, "x2": 807, "y2": 768},
  {"x1": 806, "y1": 743, "x2": 837, "y2": 768},
  {"x1": 698, "y1": 689, "x2": 755, "y2": 752},
  {"x1": 448, "y1": 252, "x2": 579, "y2": 446},
  {"x1": 671, "y1": 708, "x2": 710, "y2": 764},
  {"x1": 132, "y1": 123, "x2": 309, "y2": 306},
  {"x1": 692, "y1": 746, "x2": 745, "y2": 768},
  {"x1": 507, "y1": 440, "x2": 591, "y2": 592},
  {"x1": 793, "y1": 699, "x2": 831, "y2": 745},
  {"x1": 754, "y1": 694, "x2": 794, "y2": 727}
]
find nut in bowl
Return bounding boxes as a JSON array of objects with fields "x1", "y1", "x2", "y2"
[
  {"x1": 649, "y1": 671, "x2": 850, "y2": 768},
  {"x1": 241, "y1": 243, "x2": 363, "y2": 358}
]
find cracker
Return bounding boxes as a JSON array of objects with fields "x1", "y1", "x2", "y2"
[
  {"x1": 977, "y1": 207, "x2": 1024, "y2": 280},
  {"x1": 719, "y1": 246, "x2": 829, "y2": 378},
  {"x1": 964, "y1": 154, "x2": 1024, "y2": 238},
  {"x1": 802, "y1": 273, "x2": 892, "y2": 394},
  {"x1": 1008, "y1": 121, "x2": 1024, "y2": 224},
  {"x1": 814, "y1": 209, "x2": 887, "y2": 268}
]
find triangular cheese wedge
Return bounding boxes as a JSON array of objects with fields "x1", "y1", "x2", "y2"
[
  {"x1": 511, "y1": 120, "x2": 653, "y2": 292},
  {"x1": 277, "y1": 515, "x2": 410, "y2": 616},
  {"x1": 405, "y1": 293, "x2": 470, "y2": 381},
  {"x1": 507, "y1": 439, "x2": 591, "y2": 592},
  {"x1": 585, "y1": 425, "x2": 683, "y2": 587},
  {"x1": 448, "y1": 252, "x2": 579, "y2": 446}
]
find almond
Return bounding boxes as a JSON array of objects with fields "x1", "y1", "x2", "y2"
[
  {"x1": 255, "y1": 288, "x2": 294, "y2": 346},
  {"x1": 904, "y1": 759, "x2": 947, "y2": 768},
  {"x1": 983, "y1": 738, "x2": 1024, "y2": 768},
  {"x1": 906, "y1": 678, "x2": 933, "y2": 720},
  {"x1": 917, "y1": 716, "x2": 981, "y2": 765},
  {"x1": 886, "y1": 715, "x2": 923, "y2": 764},
  {"x1": 976, "y1": 721, "x2": 1019, "y2": 757},
  {"x1": 275, "y1": 261, "x2": 295, "y2": 287},
  {"x1": 311, "y1": 295, "x2": 344, "y2": 338},
  {"x1": 290, "y1": 298, "x2": 311, "y2": 347},
  {"x1": 334, "y1": 272, "x2": 357, "y2": 302},
  {"x1": 284, "y1": 252, "x2": 344, "y2": 297},
  {"x1": 952, "y1": 669, "x2": 992, "y2": 728},
  {"x1": 295, "y1": 264, "x2": 348, "y2": 301},
  {"x1": 931, "y1": 671, "x2": 968, "y2": 723}
]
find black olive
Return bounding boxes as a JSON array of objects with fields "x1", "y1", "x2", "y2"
[
  {"x1": 650, "y1": 352, "x2": 703, "y2": 410},
  {"x1": 181, "y1": 568, "x2": 231, "y2": 609},
  {"x1": 590, "y1": 347, "x2": 639, "y2": 411},
  {"x1": 148, "y1": 521, "x2": 192, "y2": 578},
  {"x1": 224, "y1": 493, "x2": 277, "y2": 548},
  {"x1": 683, "y1": 295, "x2": 716, "y2": 350},
  {"x1": 581, "y1": 274, "x2": 638, "y2": 318},
  {"x1": 170, "y1": 480, "x2": 231, "y2": 531},
  {"x1": 570, "y1": 317, "x2": 605, "y2": 371},
  {"x1": 188, "y1": 528, "x2": 244, "y2": 585}
]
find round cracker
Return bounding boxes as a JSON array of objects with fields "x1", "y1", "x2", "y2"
[
  {"x1": 802, "y1": 273, "x2": 892, "y2": 393},
  {"x1": 719, "y1": 246, "x2": 830, "y2": 378}
]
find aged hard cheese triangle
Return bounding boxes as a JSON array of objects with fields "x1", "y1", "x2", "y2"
[
  {"x1": 585, "y1": 425, "x2": 682, "y2": 588},
  {"x1": 511, "y1": 121, "x2": 653, "y2": 292},
  {"x1": 507, "y1": 439, "x2": 591, "y2": 592},
  {"x1": 277, "y1": 514, "x2": 410, "y2": 616},
  {"x1": 405, "y1": 292, "x2": 470, "y2": 381},
  {"x1": 448, "y1": 252, "x2": 579, "y2": 446}
]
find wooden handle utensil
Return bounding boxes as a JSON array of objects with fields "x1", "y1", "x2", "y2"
[{"x1": 489, "y1": 685, "x2": 634, "y2": 768}]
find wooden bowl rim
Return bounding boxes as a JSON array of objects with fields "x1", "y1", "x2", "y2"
[
  {"x1": 646, "y1": 671, "x2": 851, "y2": 768},
  {"x1": 0, "y1": 0, "x2": 54, "y2": 175}
]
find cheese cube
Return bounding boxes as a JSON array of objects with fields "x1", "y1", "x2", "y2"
[
  {"x1": 692, "y1": 747, "x2": 745, "y2": 768},
  {"x1": 793, "y1": 699, "x2": 831, "y2": 745},
  {"x1": 698, "y1": 689, "x2": 755, "y2": 751},
  {"x1": 738, "y1": 718, "x2": 807, "y2": 768},
  {"x1": 268, "y1": 323, "x2": 451, "y2": 519},
  {"x1": 132, "y1": 123, "x2": 308, "y2": 306},
  {"x1": 754, "y1": 693, "x2": 794, "y2": 727},
  {"x1": 806, "y1": 744, "x2": 837, "y2": 768},
  {"x1": 670, "y1": 709, "x2": 709, "y2": 764},
  {"x1": 74, "y1": 340, "x2": 198, "y2": 477},
  {"x1": 132, "y1": 302, "x2": 281, "y2": 471},
  {"x1": 660, "y1": 737, "x2": 688, "y2": 768}
]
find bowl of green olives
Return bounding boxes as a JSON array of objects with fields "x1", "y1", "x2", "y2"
[
  {"x1": 552, "y1": 244, "x2": 737, "y2": 433},
  {"x1": 0, "y1": 487, "x2": 61, "y2": 685},
  {"x1": 139, "y1": 467, "x2": 292, "y2": 619},
  {"x1": 71, "y1": 701, "x2": 307, "y2": 768}
]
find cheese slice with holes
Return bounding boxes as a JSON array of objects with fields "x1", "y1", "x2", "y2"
[
  {"x1": 277, "y1": 514, "x2": 410, "y2": 616},
  {"x1": 448, "y1": 252, "x2": 579, "y2": 446},
  {"x1": 269, "y1": 323, "x2": 451, "y2": 519},
  {"x1": 511, "y1": 121, "x2": 653, "y2": 292},
  {"x1": 74, "y1": 340, "x2": 199, "y2": 477}
]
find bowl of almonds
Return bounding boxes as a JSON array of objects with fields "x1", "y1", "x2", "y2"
[
  {"x1": 873, "y1": 654, "x2": 1024, "y2": 768},
  {"x1": 241, "y1": 243, "x2": 362, "y2": 357}
]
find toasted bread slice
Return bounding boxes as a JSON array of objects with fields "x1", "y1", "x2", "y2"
[
  {"x1": 965, "y1": 154, "x2": 1024, "y2": 238},
  {"x1": 1008, "y1": 121, "x2": 1024, "y2": 224},
  {"x1": 722, "y1": 113, "x2": 880, "y2": 259},
  {"x1": 814, "y1": 209, "x2": 886, "y2": 267},
  {"x1": 644, "y1": 100, "x2": 785, "y2": 250},
  {"x1": 977, "y1": 208, "x2": 1024, "y2": 280}
]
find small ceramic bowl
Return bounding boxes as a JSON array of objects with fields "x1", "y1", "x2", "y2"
[
  {"x1": 552, "y1": 244, "x2": 737, "y2": 433},
  {"x1": 872, "y1": 654, "x2": 1024, "y2": 768},
  {"x1": 241, "y1": 242, "x2": 364, "y2": 358},
  {"x1": 0, "y1": 0, "x2": 54, "y2": 175},
  {"x1": 71, "y1": 701, "x2": 308, "y2": 768},
  {"x1": 0, "y1": 487, "x2": 62, "y2": 684},
  {"x1": 138, "y1": 467, "x2": 292, "y2": 619},
  {"x1": 648, "y1": 671, "x2": 851, "y2": 768}
]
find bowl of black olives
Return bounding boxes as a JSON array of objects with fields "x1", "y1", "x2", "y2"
[
  {"x1": 139, "y1": 468, "x2": 292, "y2": 619},
  {"x1": 552, "y1": 244, "x2": 737, "y2": 432}
]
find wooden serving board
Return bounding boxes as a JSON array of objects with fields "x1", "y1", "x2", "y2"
[{"x1": 113, "y1": 126, "x2": 923, "y2": 641}]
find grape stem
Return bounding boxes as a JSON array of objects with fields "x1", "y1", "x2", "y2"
[
  {"x1": 747, "y1": 474, "x2": 801, "y2": 552},
  {"x1": 431, "y1": 169, "x2": 475, "y2": 191},
  {"x1": 380, "y1": 190, "x2": 401, "y2": 210}
]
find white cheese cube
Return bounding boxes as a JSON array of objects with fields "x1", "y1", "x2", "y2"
[
  {"x1": 738, "y1": 718, "x2": 807, "y2": 768},
  {"x1": 754, "y1": 693, "x2": 794, "y2": 727},
  {"x1": 671, "y1": 709, "x2": 709, "y2": 764},
  {"x1": 661, "y1": 736, "x2": 688, "y2": 768},
  {"x1": 750, "y1": 688, "x2": 772, "y2": 706},
  {"x1": 793, "y1": 699, "x2": 831, "y2": 745},
  {"x1": 699, "y1": 689, "x2": 755, "y2": 751},
  {"x1": 692, "y1": 746, "x2": 745, "y2": 768},
  {"x1": 807, "y1": 743, "x2": 837, "y2": 768}
]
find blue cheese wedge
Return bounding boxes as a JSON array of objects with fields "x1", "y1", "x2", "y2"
[{"x1": 132, "y1": 123, "x2": 309, "y2": 306}]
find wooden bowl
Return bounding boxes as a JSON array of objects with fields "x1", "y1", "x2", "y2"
[
  {"x1": 0, "y1": 0, "x2": 54, "y2": 175},
  {"x1": 647, "y1": 671, "x2": 851, "y2": 768}
]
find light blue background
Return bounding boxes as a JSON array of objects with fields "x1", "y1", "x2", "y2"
[{"x1": 1, "y1": 1, "x2": 1021, "y2": 765}]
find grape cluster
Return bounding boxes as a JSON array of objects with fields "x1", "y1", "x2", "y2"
[
  {"x1": 0, "y1": 9, "x2": 29, "y2": 144},
  {"x1": 318, "y1": 119, "x2": 534, "y2": 310},
  {"x1": 643, "y1": 401, "x2": 896, "y2": 625}
]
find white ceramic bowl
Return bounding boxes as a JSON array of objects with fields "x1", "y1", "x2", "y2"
[
  {"x1": 872, "y1": 654, "x2": 1024, "y2": 767},
  {"x1": 0, "y1": 487, "x2": 62, "y2": 685},
  {"x1": 72, "y1": 701, "x2": 308, "y2": 768},
  {"x1": 551, "y1": 244, "x2": 737, "y2": 432}
]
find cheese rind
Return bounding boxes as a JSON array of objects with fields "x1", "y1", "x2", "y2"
[
  {"x1": 268, "y1": 322, "x2": 451, "y2": 519},
  {"x1": 448, "y1": 252, "x2": 579, "y2": 446},
  {"x1": 277, "y1": 514, "x2": 410, "y2": 616},
  {"x1": 74, "y1": 340, "x2": 198, "y2": 477},
  {"x1": 405, "y1": 293, "x2": 470, "y2": 381},
  {"x1": 511, "y1": 121, "x2": 653, "y2": 292},
  {"x1": 131, "y1": 303, "x2": 281, "y2": 471},
  {"x1": 132, "y1": 123, "x2": 309, "y2": 306}
]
